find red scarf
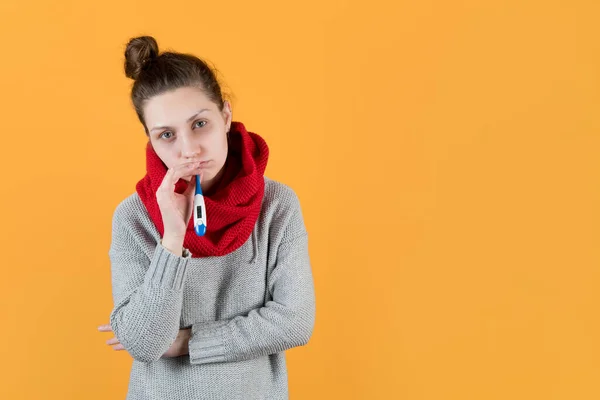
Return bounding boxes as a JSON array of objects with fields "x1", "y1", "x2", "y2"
[{"x1": 136, "y1": 121, "x2": 269, "y2": 258}]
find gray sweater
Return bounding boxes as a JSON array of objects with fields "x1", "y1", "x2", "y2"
[{"x1": 108, "y1": 176, "x2": 316, "y2": 400}]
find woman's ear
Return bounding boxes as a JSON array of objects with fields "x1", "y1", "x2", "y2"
[{"x1": 223, "y1": 100, "x2": 232, "y2": 130}]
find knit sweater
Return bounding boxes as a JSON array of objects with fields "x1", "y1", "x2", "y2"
[{"x1": 108, "y1": 176, "x2": 316, "y2": 400}]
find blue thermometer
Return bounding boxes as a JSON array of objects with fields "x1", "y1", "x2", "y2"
[{"x1": 193, "y1": 174, "x2": 207, "y2": 236}]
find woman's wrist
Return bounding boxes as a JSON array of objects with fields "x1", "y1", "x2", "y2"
[{"x1": 161, "y1": 233, "x2": 185, "y2": 256}]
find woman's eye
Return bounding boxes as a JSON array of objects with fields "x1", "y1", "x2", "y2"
[{"x1": 158, "y1": 121, "x2": 204, "y2": 140}]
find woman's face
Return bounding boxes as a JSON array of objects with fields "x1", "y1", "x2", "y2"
[{"x1": 143, "y1": 86, "x2": 232, "y2": 193}]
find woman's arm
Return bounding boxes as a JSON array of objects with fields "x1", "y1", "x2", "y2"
[
  {"x1": 187, "y1": 195, "x2": 316, "y2": 365},
  {"x1": 108, "y1": 204, "x2": 192, "y2": 363}
]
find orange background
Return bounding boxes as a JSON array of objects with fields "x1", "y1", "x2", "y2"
[{"x1": 1, "y1": 0, "x2": 599, "y2": 399}]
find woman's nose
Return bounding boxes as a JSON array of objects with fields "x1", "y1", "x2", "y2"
[
  {"x1": 183, "y1": 148, "x2": 200, "y2": 157},
  {"x1": 183, "y1": 151, "x2": 201, "y2": 161},
  {"x1": 181, "y1": 138, "x2": 201, "y2": 159}
]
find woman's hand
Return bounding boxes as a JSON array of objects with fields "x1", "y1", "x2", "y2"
[
  {"x1": 98, "y1": 323, "x2": 126, "y2": 351},
  {"x1": 162, "y1": 327, "x2": 191, "y2": 358},
  {"x1": 98, "y1": 323, "x2": 191, "y2": 358},
  {"x1": 157, "y1": 161, "x2": 205, "y2": 238}
]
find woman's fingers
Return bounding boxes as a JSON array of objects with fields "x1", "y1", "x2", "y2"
[
  {"x1": 97, "y1": 324, "x2": 112, "y2": 332},
  {"x1": 183, "y1": 172, "x2": 196, "y2": 196},
  {"x1": 159, "y1": 162, "x2": 203, "y2": 193},
  {"x1": 183, "y1": 171, "x2": 204, "y2": 197},
  {"x1": 177, "y1": 163, "x2": 203, "y2": 184},
  {"x1": 106, "y1": 337, "x2": 120, "y2": 345},
  {"x1": 106, "y1": 336, "x2": 124, "y2": 351},
  {"x1": 98, "y1": 323, "x2": 125, "y2": 351},
  {"x1": 111, "y1": 343, "x2": 125, "y2": 351}
]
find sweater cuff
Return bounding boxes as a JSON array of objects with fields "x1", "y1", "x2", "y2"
[
  {"x1": 143, "y1": 242, "x2": 190, "y2": 291},
  {"x1": 188, "y1": 320, "x2": 230, "y2": 364}
]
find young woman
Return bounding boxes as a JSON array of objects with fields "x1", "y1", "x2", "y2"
[{"x1": 97, "y1": 36, "x2": 316, "y2": 400}]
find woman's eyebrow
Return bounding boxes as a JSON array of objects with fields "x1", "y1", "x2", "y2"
[{"x1": 150, "y1": 109, "x2": 210, "y2": 132}]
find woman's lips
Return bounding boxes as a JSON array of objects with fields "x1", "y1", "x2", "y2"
[
  {"x1": 189, "y1": 160, "x2": 210, "y2": 167},
  {"x1": 182, "y1": 161, "x2": 210, "y2": 181}
]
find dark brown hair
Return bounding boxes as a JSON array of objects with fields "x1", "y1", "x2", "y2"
[{"x1": 123, "y1": 35, "x2": 231, "y2": 135}]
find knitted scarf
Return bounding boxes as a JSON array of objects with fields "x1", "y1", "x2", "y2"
[{"x1": 135, "y1": 121, "x2": 269, "y2": 258}]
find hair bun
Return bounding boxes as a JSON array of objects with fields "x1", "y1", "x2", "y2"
[{"x1": 124, "y1": 36, "x2": 159, "y2": 80}]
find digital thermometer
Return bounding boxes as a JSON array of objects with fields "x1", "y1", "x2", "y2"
[{"x1": 193, "y1": 174, "x2": 207, "y2": 236}]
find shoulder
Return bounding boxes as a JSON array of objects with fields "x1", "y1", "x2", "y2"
[
  {"x1": 262, "y1": 176, "x2": 307, "y2": 242},
  {"x1": 110, "y1": 192, "x2": 156, "y2": 242},
  {"x1": 263, "y1": 176, "x2": 302, "y2": 212},
  {"x1": 109, "y1": 193, "x2": 160, "y2": 255},
  {"x1": 112, "y1": 192, "x2": 147, "y2": 225}
]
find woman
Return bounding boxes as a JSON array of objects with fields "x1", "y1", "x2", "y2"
[{"x1": 97, "y1": 35, "x2": 316, "y2": 400}]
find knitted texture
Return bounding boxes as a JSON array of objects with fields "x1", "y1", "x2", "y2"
[
  {"x1": 135, "y1": 120, "x2": 269, "y2": 257},
  {"x1": 108, "y1": 177, "x2": 316, "y2": 400}
]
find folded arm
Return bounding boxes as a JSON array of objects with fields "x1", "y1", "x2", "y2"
[
  {"x1": 188, "y1": 199, "x2": 316, "y2": 365},
  {"x1": 108, "y1": 206, "x2": 192, "y2": 363}
]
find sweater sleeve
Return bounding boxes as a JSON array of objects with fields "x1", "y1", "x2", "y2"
[
  {"x1": 108, "y1": 205, "x2": 192, "y2": 363},
  {"x1": 187, "y1": 196, "x2": 316, "y2": 365}
]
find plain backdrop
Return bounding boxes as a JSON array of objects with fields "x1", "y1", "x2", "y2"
[{"x1": 0, "y1": 0, "x2": 599, "y2": 399}]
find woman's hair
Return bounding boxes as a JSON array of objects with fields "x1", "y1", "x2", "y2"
[{"x1": 124, "y1": 35, "x2": 230, "y2": 135}]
